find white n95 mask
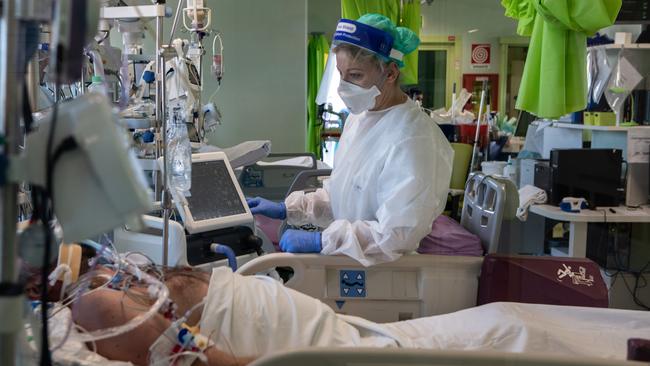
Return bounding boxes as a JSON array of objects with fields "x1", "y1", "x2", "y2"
[{"x1": 337, "y1": 79, "x2": 381, "y2": 114}]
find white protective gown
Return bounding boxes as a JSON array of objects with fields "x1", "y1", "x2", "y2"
[
  {"x1": 199, "y1": 268, "x2": 650, "y2": 360},
  {"x1": 285, "y1": 99, "x2": 454, "y2": 266}
]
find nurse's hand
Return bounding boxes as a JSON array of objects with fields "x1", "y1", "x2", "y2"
[
  {"x1": 279, "y1": 230, "x2": 322, "y2": 253},
  {"x1": 246, "y1": 197, "x2": 286, "y2": 220}
]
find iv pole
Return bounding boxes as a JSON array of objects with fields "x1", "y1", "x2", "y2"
[
  {"x1": 157, "y1": 1, "x2": 178, "y2": 267},
  {"x1": 0, "y1": 0, "x2": 24, "y2": 364},
  {"x1": 469, "y1": 80, "x2": 488, "y2": 173}
]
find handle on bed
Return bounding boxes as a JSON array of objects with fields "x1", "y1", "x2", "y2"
[
  {"x1": 236, "y1": 253, "x2": 309, "y2": 287},
  {"x1": 286, "y1": 169, "x2": 332, "y2": 196}
]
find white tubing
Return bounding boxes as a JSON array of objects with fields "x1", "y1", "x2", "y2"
[
  {"x1": 71, "y1": 242, "x2": 170, "y2": 343},
  {"x1": 88, "y1": 50, "x2": 105, "y2": 79}
]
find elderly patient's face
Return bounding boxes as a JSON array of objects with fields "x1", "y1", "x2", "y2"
[{"x1": 336, "y1": 50, "x2": 384, "y2": 89}]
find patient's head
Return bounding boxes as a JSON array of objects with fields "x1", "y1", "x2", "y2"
[{"x1": 22, "y1": 244, "x2": 210, "y2": 326}]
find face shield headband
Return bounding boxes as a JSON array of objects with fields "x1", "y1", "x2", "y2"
[{"x1": 332, "y1": 19, "x2": 404, "y2": 64}]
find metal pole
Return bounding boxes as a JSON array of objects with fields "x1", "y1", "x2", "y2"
[
  {"x1": 161, "y1": 52, "x2": 170, "y2": 267},
  {"x1": 191, "y1": 31, "x2": 204, "y2": 135},
  {"x1": 0, "y1": 0, "x2": 23, "y2": 362},
  {"x1": 484, "y1": 103, "x2": 491, "y2": 163},
  {"x1": 156, "y1": 14, "x2": 171, "y2": 267},
  {"x1": 450, "y1": 82, "x2": 457, "y2": 124},
  {"x1": 27, "y1": 55, "x2": 40, "y2": 109},
  {"x1": 153, "y1": 14, "x2": 164, "y2": 200},
  {"x1": 470, "y1": 80, "x2": 488, "y2": 173},
  {"x1": 168, "y1": 0, "x2": 184, "y2": 47}
]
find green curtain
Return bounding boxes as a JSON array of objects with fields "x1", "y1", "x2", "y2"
[
  {"x1": 341, "y1": 0, "x2": 400, "y2": 20},
  {"x1": 341, "y1": 0, "x2": 420, "y2": 85},
  {"x1": 307, "y1": 33, "x2": 330, "y2": 158},
  {"x1": 502, "y1": 0, "x2": 621, "y2": 119},
  {"x1": 399, "y1": 1, "x2": 421, "y2": 85}
]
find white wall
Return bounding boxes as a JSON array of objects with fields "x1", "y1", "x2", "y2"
[
  {"x1": 111, "y1": 0, "x2": 308, "y2": 153},
  {"x1": 421, "y1": 0, "x2": 519, "y2": 74},
  {"x1": 204, "y1": 0, "x2": 308, "y2": 153},
  {"x1": 308, "y1": 0, "x2": 340, "y2": 39}
]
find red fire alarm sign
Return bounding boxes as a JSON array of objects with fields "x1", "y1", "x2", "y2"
[{"x1": 471, "y1": 44, "x2": 491, "y2": 65}]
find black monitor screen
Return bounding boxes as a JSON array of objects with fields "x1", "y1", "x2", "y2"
[
  {"x1": 186, "y1": 160, "x2": 247, "y2": 221},
  {"x1": 514, "y1": 110, "x2": 537, "y2": 137},
  {"x1": 617, "y1": 0, "x2": 650, "y2": 23}
]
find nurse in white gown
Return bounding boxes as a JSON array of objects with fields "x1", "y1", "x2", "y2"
[{"x1": 247, "y1": 14, "x2": 453, "y2": 266}]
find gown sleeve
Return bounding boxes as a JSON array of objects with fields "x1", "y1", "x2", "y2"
[
  {"x1": 284, "y1": 180, "x2": 335, "y2": 229},
  {"x1": 320, "y1": 136, "x2": 453, "y2": 266}
]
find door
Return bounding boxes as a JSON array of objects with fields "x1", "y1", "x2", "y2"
[
  {"x1": 462, "y1": 73, "x2": 499, "y2": 117},
  {"x1": 506, "y1": 46, "x2": 528, "y2": 118},
  {"x1": 416, "y1": 49, "x2": 449, "y2": 111}
]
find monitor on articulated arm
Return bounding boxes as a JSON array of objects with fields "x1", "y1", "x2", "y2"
[{"x1": 11, "y1": 93, "x2": 153, "y2": 243}]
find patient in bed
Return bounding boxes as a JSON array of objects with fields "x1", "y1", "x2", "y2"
[
  {"x1": 61, "y1": 264, "x2": 650, "y2": 366},
  {"x1": 69, "y1": 267, "x2": 250, "y2": 366}
]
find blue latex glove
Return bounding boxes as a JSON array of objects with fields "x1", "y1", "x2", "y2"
[
  {"x1": 279, "y1": 229, "x2": 322, "y2": 253},
  {"x1": 246, "y1": 197, "x2": 286, "y2": 220}
]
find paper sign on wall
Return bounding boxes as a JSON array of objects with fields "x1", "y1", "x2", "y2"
[
  {"x1": 628, "y1": 127, "x2": 650, "y2": 163},
  {"x1": 471, "y1": 44, "x2": 491, "y2": 68}
]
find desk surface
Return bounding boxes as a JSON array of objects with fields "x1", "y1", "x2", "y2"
[{"x1": 529, "y1": 204, "x2": 650, "y2": 223}]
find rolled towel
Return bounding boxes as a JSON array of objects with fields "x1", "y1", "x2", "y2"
[{"x1": 517, "y1": 185, "x2": 547, "y2": 221}]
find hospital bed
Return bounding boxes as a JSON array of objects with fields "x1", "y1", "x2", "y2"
[
  {"x1": 238, "y1": 252, "x2": 483, "y2": 322},
  {"x1": 46, "y1": 301, "x2": 650, "y2": 366},
  {"x1": 238, "y1": 173, "x2": 504, "y2": 322},
  {"x1": 250, "y1": 348, "x2": 647, "y2": 366},
  {"x1": 241, "y1": 172, "x2": 611, "y2": 321}
]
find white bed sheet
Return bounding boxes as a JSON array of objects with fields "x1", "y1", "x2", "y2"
[
  {"x1": 201, "y1": 268, "x2": 650, "y2": 360},
  {"x1": 378, "y1": 301, "x2": 650, "y2": 359}
]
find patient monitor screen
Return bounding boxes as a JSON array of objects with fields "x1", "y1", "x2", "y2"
[{"x1": 186, "y1": 160, "x2": 247, "y2": 221}]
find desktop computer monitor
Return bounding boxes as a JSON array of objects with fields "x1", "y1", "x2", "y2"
[
  {"x1": 514, "y1": 110, "x2": 537, "y2": 137},
  {"x1": 549, "y1": 149, "x2": 623, "y2": 207}
]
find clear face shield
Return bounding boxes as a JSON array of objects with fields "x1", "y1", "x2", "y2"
[{"x1": 316, "y1": 19, "x2": 402, "y2": 115}]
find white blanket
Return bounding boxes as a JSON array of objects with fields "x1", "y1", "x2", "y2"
[{"x1": 200, "y1": 268, "x2": 650, "y2": 360}]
